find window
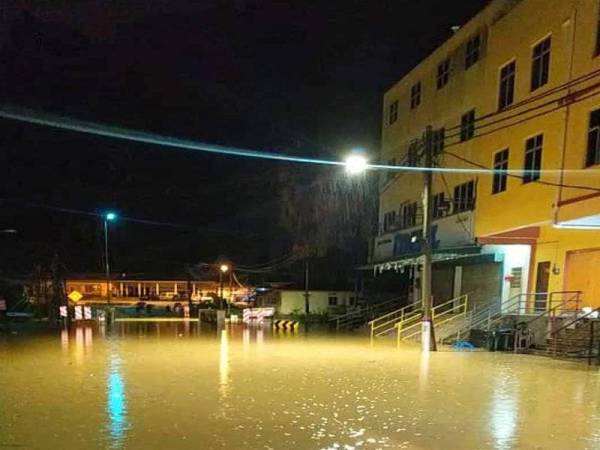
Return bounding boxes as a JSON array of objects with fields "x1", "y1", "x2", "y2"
[
  {"x1": 383, "y1": 211, "x2": 397, "y2": 232},
  {"x1": 432, "y1": 128, "x2": 445, "y2": 155},
  {"x1": 388, "y1": 100, "x2": 398, "y2": 125},
  {"x1": 432, "y1": 192, "x2": 446, "y2": 219},
  {"x1": 407, "y1": 141, "x2": 419, "y2": 166},
  {"x1": 410, "y1": 82, "x2": 421, "y2": 109},
  {"x1": 523, "y1": 134, "x2": 543, "y2": 183},
  {"x1": 328, "y1": 295, "x2": 338, "y2": 306},
  {"x1": 453, "y1": 181, "x2": 475, "y2": 212},
  {"x1": 465, "y1": 34, "x2": 481, "y2": 69},
  {"x1": 492, "y1": 149, "x2": 509, "y2": 194},
  {"x1": 498, "y1": 61, "x2": 516, "y2": 110},
  {"x1": 587, "y1": 108, "x2": 600, "y2": 167},
  {"x1": 437, "y1": 59, "x2": 450, "y2": 89},
  {"x1": 402, "y1": 202, "x2": 418, "y2": 228},
  {"x1": 531, "y1": 37, "x2": 551, "y2": 91},
  {"x1": 460, "y1": 109, "x2": 475, "y2": 141}
]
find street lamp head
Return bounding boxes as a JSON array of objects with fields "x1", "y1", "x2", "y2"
[
  {"x1": 344, "y1": 153, "x2": 368, "y2": 175},
  {"x1": 219, "y1": 264, "x2": 230, "y2": 273},
  {"x1": 105, "y1": 212, "x2": 117, "y2": 222}
]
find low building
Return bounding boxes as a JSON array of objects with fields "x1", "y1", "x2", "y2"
[
  {"x1": 65, "y1": 274, "x2": 251, "y2": 304},
  {"x1": 256, "y1": 289, "x2": 355, "y2": 316}
]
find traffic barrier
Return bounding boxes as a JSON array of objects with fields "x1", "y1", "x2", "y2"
[
  {"x1": 243, "y1": 307, "x2": 275, "y2": 323},
  {"x1": 74, "y1": 306, "x2": 83, "y2": 320},
  {"x1": 84, "y1": 306, "x2": 92, "y2": 320},
  {"x1": 273, "y1": 319, "x2": 299, "y2": 330},
  {"x1": 59, "y1": 306, "x2": 68, "y2": 318}
]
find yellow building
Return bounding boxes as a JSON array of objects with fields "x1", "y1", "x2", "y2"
[{"x1": 374, "y1": 0, "x2": 600, "y2": 310}]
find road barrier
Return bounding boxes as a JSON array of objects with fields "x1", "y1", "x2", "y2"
[
  {"x1": 243, "y1": 307, "x2": 275, "y2": 323},
  {"x1": 273, "y1": 319, "x2": 299, "y2": 330}
]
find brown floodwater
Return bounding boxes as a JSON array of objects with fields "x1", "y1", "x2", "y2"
[{"x1": 1, "y1": 321, "x2": 600, "y2": 450}]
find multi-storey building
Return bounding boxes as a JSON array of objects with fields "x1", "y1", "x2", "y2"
[{"x1": 372, "y1": 0, "x2": 600, "y2": 310}]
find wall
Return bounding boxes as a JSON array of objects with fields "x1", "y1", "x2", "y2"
[{"x1": 279, "y1": 290, "x2": 354, "y2": 315}]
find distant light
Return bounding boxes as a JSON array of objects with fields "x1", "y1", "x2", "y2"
[
  {"x1": 105, "y1": 212, "x2": 117, "y2": 221},
  {"x1": 1, "y1": 229, "x2": 17, "y2": 234},
  {"x1": 410, "y1": 235, "x2": 418, "y2": 243},
  {"x1": 220, "y1": 264, "x2": 230, "y2": 273},
  {"x1": 345, "y1": 153, "x2": 368, "y2": 175}
]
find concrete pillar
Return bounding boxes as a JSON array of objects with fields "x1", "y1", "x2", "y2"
[
  {"x1": 119, "y1": 282, "x2": 124, "y2": 297},
  {"x1": 174, "y1": 283, "x2": 178, "y2": 294},
  {"x1": 156, "y1": 283, "x2": 160, "y2": 296},
  {"x1": 137, "y1": 283, "x2": 142, "y2": 296}
]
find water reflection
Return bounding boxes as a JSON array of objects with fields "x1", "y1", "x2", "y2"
[
  {"x1": 106, "y1": 343, "x2": 129, "y2": 449},
  {"x1": 219, "y1": 328, "x2": 230, "y2": 395},
  {"x1": 489, "y1": 369, "x2": 520, "y2": 450}
]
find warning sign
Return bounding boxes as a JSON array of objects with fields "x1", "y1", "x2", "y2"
[{"x1": 68, "y1": 290, "x2": 83, "y2": 302}]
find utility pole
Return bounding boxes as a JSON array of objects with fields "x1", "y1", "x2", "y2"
[
  {"x1": 303, "y1": 245, "x2": 310, "y2": 315},
  {"x1": 104, "y1": 218, "x2": 111, "y2": 304},
  {"x1": 421, "y1": 126, "x2": 437, "y2": 352}
]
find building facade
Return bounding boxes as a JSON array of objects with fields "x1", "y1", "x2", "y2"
[
  {"x1": 256, "y1": 289, "x2": 355, "y2": 316},
  {"x1": 374, "y1": 0, "x2": 600, "y2": 310},
  {"x1": 65, "y1": 275, "x2": 250, "y2": 304}
]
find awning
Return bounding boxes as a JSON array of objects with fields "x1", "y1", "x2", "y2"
[{"x1": 362, "y1": 245, "x2": 483, "y2": 274}]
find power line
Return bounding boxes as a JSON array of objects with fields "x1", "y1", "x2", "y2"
[
  {"x1": 385, "y1": 67, "x2": 600, "y2": 153},
  {"x1": 0, "y1": 197, "x2": 256, "y2": 236},
  {"x1": 442, "y1": 150, "x2": 600, "y2": 193},
  {"x1": 1, "y1": 105, "x2": 594, "y2": 176}
]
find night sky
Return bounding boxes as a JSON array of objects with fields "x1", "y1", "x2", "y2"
[{"x1": 0, "y1": 0, "x2": 487, "y2": 276}]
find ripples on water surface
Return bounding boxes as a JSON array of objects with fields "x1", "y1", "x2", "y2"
[{"x1": 1, "y1": 322, "x2": 600, "y2": 449}]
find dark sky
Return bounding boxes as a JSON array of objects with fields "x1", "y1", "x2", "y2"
[{"x1": 0, "y1": 0, "x2": 487, "y2": 275}]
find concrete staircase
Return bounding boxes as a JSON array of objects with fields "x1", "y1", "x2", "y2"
[{"x1": 331, "y1": 297, "x2": 406, "y2": 331}]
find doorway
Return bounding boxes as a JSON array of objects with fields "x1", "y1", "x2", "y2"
[{"x1": 534, "y1": 261, "x2": 550, "y2": 313}]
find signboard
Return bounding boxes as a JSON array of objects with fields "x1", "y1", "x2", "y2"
[{"x1": 68, "y1": 290, "x2": 83, "y2": 302}]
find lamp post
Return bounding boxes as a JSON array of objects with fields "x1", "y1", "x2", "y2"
[
  {"x1": 103, "y1": 212, "x2": 117, "y2": 304},
  {"x1": 219, "y1": 264, "x2": 229, "y2": 310}
]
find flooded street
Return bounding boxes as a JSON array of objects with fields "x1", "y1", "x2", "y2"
[{"x1": 2, "y1": 323, "x2": 600, "y2": 450}]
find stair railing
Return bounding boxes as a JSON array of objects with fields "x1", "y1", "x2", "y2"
[
  {"x1": 368, "y1": 299, "x2": 421, "y2": 341},
  {"x1": 395, "y1": 294, "x2": 468, "y2": 343}
]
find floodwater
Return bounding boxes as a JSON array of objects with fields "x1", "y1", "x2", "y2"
[{"x1": 2, "y1": 323, "x2": 600, "y2": 450}]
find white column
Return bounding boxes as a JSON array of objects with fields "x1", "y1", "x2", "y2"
[
  {"x1": 137, "y1": 283, "x2": 142, "y2": 296},
  {"x1": 119, "y1": 282, "x2": 124, "y2": 297}
]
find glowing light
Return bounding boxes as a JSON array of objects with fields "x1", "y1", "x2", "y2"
[
  {"x1": 105, "y1": 212, "x2": 117, "y2": 222},
  {"x1": 220, "y1": 264, "x2": 230, "y2": 273},
  {"x1": 345, "y1": 154, "x2": 368, "y2": 175}
]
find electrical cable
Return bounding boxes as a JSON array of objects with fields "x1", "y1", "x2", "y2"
[{"x1": 0, "y1": 105, "x2": 593, "y2": 175}]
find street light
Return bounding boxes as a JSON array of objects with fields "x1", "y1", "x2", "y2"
[
  {"x1": 344, "y1": 153, "x2": 368, "y2": 175},
  {"x1": 103, "y1": 211, "x2": 117, "y2": 304},
  {"x1": 218, "y1": 263, "x2": 230, "y2": 310}
]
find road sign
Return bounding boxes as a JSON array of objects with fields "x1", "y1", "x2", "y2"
[
  {"x1": 74, "y1": 306, "x2": 83, "y2": 320},
  {"x1": 68, "y1": 290, "x2": 83, "y2": 302}
]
